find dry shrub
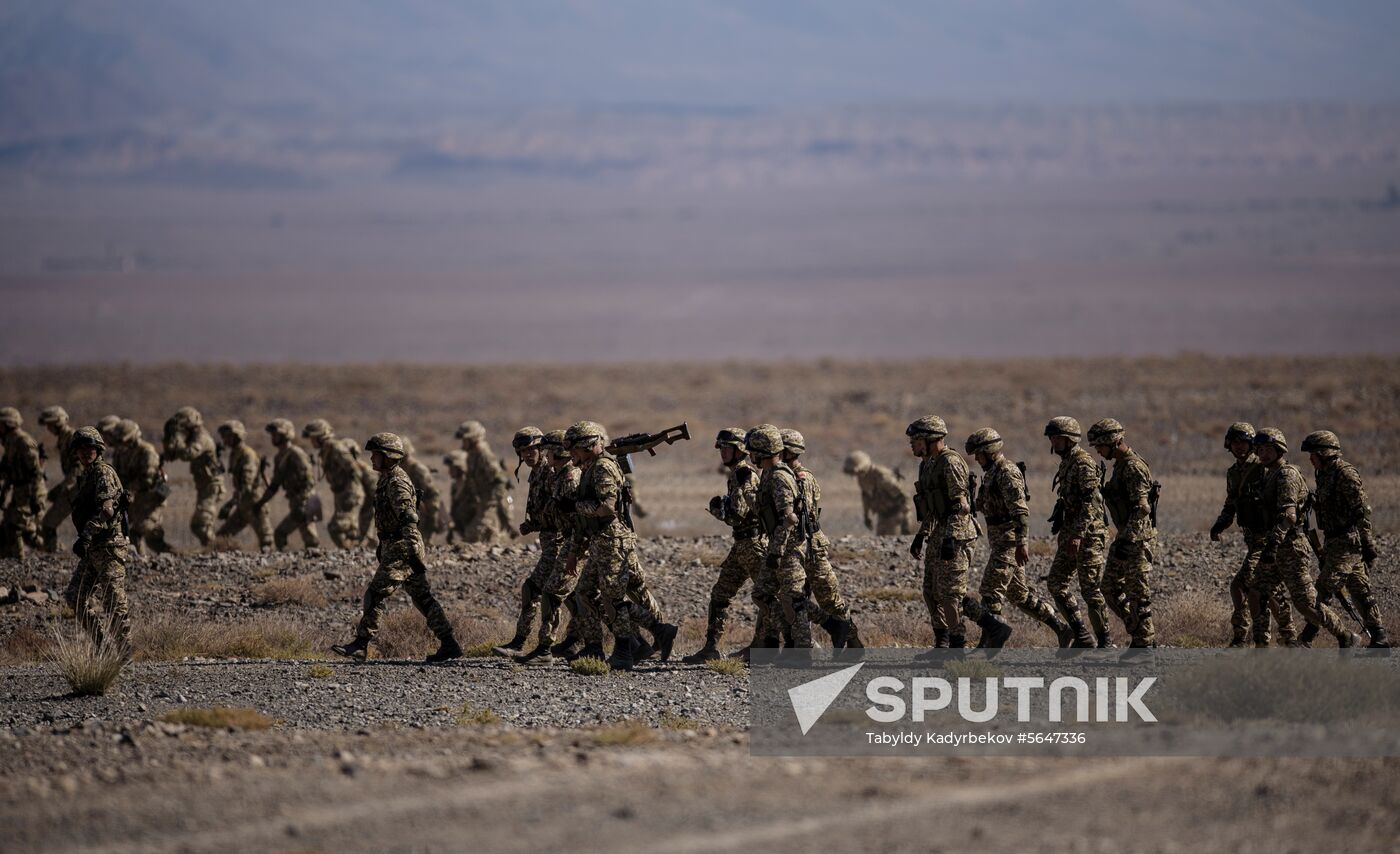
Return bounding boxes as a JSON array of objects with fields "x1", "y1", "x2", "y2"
[
  {"x1": 570, "y1": 656, "x2": 610, "y2": 676},
  {"x1": 161, "y1": 706, "x2": 275, "y2": 730},
  {"x1": 590, "y1": 720, "x2": 656, "y2": 746},
  {"x1": 456, "y1": 704, "x2": 501, "y2": 726},
  {"x1": 1155, "y1": 591, "x2": 1233, "y2": 648},
  {"x1": 860, "y1": 611, "x2": 933, "y2": 648},
  {"x1": 373, "y1": 608, "x2": 513, "y2": 660},
  {"x1": 250, "y1": 575, "x2": 327, "y2": 608},
  {"x1": 307, "y1": 664, "x2": 335, "y2": 678},
  {"x1": 658, "y1": 711, "x2": 701, "y2": 730},
  {"x1": 133, "y1": 614, "x2": 329, "y2": 660},
  {"x1": 704, "y1": 658, "x2": 746, "y2": 677},
  {"x1": 50, "y1": 619, "x2": 128, "y2": 696},
  {"x1": 0, "y1": 625, "x2": 54, "y2": 664}
]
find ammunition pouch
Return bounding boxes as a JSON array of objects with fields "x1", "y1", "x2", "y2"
[{"x1": 732, "y1": 524, "x2": 763, "y2": 541}]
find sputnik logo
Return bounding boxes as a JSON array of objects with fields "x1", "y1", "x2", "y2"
[{"x1": 787, "y1": 662, "x2": 865, "y2": 735}]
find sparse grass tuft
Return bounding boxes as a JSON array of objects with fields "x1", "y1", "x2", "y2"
[
  {"x1": 250, "y1": 575, "x2": 326, "y2": 608},
  {"x1": 942, "y1": 659, "x2": 1003, "y2": 679},
  {"x1": 591, "y1": 720, "x2": 656, "y2": 746},
  {"x1": 570, "y1": 656, "x2": 611, "y2": 676},
  {"x1": 704, "y1": 658, "x2": 746, "y2": 677},
  {"x1": 456, "y1": 704, "x2": 501, "y2": 726},
  {"x1": 462, "y1": 641, "x2": 498, "y2": 658},
  {"x1": 161, "y1": 706, "x2": 276, "y2": 730},
  {"x1": 1155, "y1": 591, "x2": 1232, "y2": 648},
  {"x1": 1, "y1": 625, "x2": 54, "y2": 664},
  {"x1": 306, "y1": 664, "x2": 335, "y2": 678},
  {"x1": 133, "y1": 614, "x2": 329, "y2": 661},
  {"x1": 658, "y1": 711, "x2": 701, "y2": 730},
  {"x1": 860, "y1": 586, "x2": 920, "y2": 602},
  {"x1": 50, "y1": 619, "x2": 128, "y2": 696}
]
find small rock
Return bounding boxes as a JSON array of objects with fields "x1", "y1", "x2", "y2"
[{"x1": 21, "y1": 590, "x2": 49, "y2": 606}]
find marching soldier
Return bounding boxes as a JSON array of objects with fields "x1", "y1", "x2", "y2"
[
  {"x1": 161, "y1": 407, "x2": 225, "y2": 548},
  {"x1": 1043, "y1": 417, "x2": 1105, "y2": 648},
  {"x1": 63, "y1": 427, "x2": 131, "y2": 654},
  {"x1": 494, "y1": 427, "x2": 552, "y2": 657},
  {"x1": 332, "y1": 433, "x2": 461, "y2": 663},
  {"x1": 782, "y1": 429, "x2": 861, "y2": 648},
  {"x1": 1089, "y1": 419, "x2": 1158, "y2": 653},
  {"x1": 37, "y1": 406, "x2": 78, "y2": 552},
  {"x1": 908, "y1": 416, "x2": 976, "y2": 649},
  {"x1": 302, "y1": 419, "x2": 364, "y2": 549},
  {"x1": 442, "y1": 450, "x2": 470, "y2": 543},
  {"x1": 843, "y1": 450, "x2": 914, "y2": 535},
  {"x1": 519, "y1": 429, "x2": 591, "y2": 663},
  {"x1": 214, "y1": 420, "x2": 273, "y2": 550},
  {"x1": 747, "y1": 424, "x2": 813, "y2": 650},
  {"x1": 1302, "y1": 430, "x2": 1388, "y2": 648},
  {"x1": 0, "y1": 407, "x2": 47, "y2": 559},
  {"x1": 111, "y1": 419, "x2": 172, "y2": 555},
  {"x1": 1210, "y1": 423, "x2": 1296, "y2": 647},
  {"x1": 454, "y1": 420, "x2": 513, "y2": 542},
  {"x1": 257, "y1": 419, "x2": 320, "y2": 550},
  {"x1": 964, "y1": 428, "x2": 1075, "y2": 648},
  {"x1": 400, "y1": 438, "x2": 445, "y2": 544}
]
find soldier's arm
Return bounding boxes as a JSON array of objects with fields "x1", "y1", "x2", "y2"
[
  {"x1": 1212, "y1": 469, "x2": 1237, "y2": 535},
  {"x1": 1119, "y1": 461, "x2": 1154, "y2": 543},
  {"x1": 1340, "y1": 468, "x2": 1374, "y2": 542},
  {"x1": 391, "y1": 475, "x2": 420, "y2": 529},
  {"x1": 1000, "y1": 467, "x2": 1030, "y2": 543},
  {"x1": 942, "y1": 456, "x2": 971, "y2": 515},
  {"x1": 575, "y1": 464, "x2": 620, "y2": 519},
  {"x1": 259, "y1": 456, "x2": 286, "y2": 503},
  {"x1": 914, "y1": 467, "x2": 935, "y2": 538},
  {"x1": 80, "y1": 467, "x2": 123, "y2": 543},
  {"x1": 1265, "y1": 470, "x2": 1302, "y2": 550},
  {"x1": 768, "y1": 473, "x2": 800, "y2": 558},
  {"x1": 1063, "y1": 457, "x2": 1097, "y2": 539}
]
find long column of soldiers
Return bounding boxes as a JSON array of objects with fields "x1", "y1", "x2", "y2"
[{"x1": 0, "y1": 404, "x2": 1388, "y2": 669}]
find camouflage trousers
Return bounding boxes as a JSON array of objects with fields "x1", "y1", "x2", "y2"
[
  {"x1": 571, "y1": 532, "x2": 661, "y2": 644},
  {"x1": 978, "y1": 523, "x2": 1060, "y2": 626},
  {"x1": 1046, "y1": 529, "x2": 1108, "y2": 634},
  {"x1": 1317, "y1": 535, "x2": 1385, "y2": 636},
  {"x1": 418, "y1": 498, "x2": 443, "y2": 544},
  {"x1": 755, "y1": 546, "x2": 812, "y2": 648},
  {"x1": 538, "y1": 539, "x2": 585, "y2": 647},
  {"x1": 217, "y1": 496, "x2": 273, "y2": 549},
  {"x1": 189, "y1": 481, "x2": 224, "y2": 547},
  {"x1": 274, "y1": 491, "x2": 321, "y2": 550},
  {"x1": 0, "y1": 499, "x2": 42, "y2": 560},
  {"x1": 923, "y1": 533, "x2": 975, "y2": 638},
  {"x1": 463, "y1": 499, "x2": 511, "y2": 544},
  {"x1": 329, "y1": 484, "x2": 365, "y2": 549},
  {"x1": 63, "y1": 542, "x2": 131, "y2": 652},
  {"x1": 1254, "y1": 536, "x2": 1347, "y2": 645},
  {"x1": 703, "y1": 535, "x2": 767, "y2": 646},
  {"x1": 875, "y1": 509, "x2": 915, "y2": 536},
  {"x1": 513, "y1": 531, "x2": 566, "y2": 641},
  {"x1": 1229, "y1": 530, "x2": 1295, "y2": 645},
  {"x1": 1102, "y1": 537, "x2": 1156, "y2": 647},
  {"x1": 803, "y1": 531, "x2": 851, "y2": 624},
  {"x1": 40, "y1": 487, "x2": 73, "y2": 552},
  {"x1": 128, "y1": 490, "x2": 172, "y2": 554},
  {"x1": 353, "y1": 556, "x2": 453, "y2": 645},
  {"x1": 357, "y1": 485, "x2": 376, "y2": 543}
]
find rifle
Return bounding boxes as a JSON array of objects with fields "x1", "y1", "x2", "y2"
[
  {"x1": 1017, "y1": 461, "x2": 1029, "y2": 502},
  {"x1": 607, "y1": 424, "x2": 690, "y2": 531},
  {"x1": 1148, "y1": 480, "x2": 1162, "y2": 528},
  {"x1": 258, "y1": 457, "x2": 271, "y2": 489},
  {"x1": 1302, "y1": 492, "x2": 1325, "y2": 571}
]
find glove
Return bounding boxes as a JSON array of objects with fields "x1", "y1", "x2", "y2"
[
  {"x1": 708, "y1": 495, "x2": 724, "y2": 516},
  {"x1": 765, "y1": 553, "x2": 780, "y2": 570},
  {"x1": 1361, "y1": 540, "x2": 1378, "y2": 565},
  {"x1": 1209, "y1": 520, "x2": 1227, "y2": 541},
  {"x1": 1260, "y1": 544, "x2": 1277, "y2": 565},
  {"x1": 554, "y1": 497, "x2": 576, "y2": 514},
  {"x1": 72, "y1": 537, "x2": 89, "y2": 558},
  {"x1": 909, "y1": 532, "x2": 926, "y2": 560}
]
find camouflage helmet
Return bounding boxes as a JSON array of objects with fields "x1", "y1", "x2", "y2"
[
  {"x1": 715, "y1": 427, "x2": 747, "y2": 450},
  {"x1": 265, "y1": 418, "x2": 296, "y2": 440},
  {"x1": 1087, "y1": 418, "x2": 1125, "y2": 447},
  {"x1": 0, "y1": 407, "x2": 21, "y2": 429},
  {"x1": 905, "y1": 416, "x2": 948, "y2": 440},
  {"x1": 780, "y1": 428, "x2": 806, "y2": 455},
  {"x1": 512, "y1": 426, "x2": 545, "y2": 451},
  {"x1": 70, "y1": 426, "x2": 106, "y2": 453},
  {"x1": 115, "y1": 419, "x2": 141, "y2": 442},
  {"x1": 1223, "y1": 422, "x2": 1256, "y2": 449},
  {"x1": 843, "y1": 450, "x2": 872, "y2": 474},
  {"x1": 96, "y1": 415, "x2": 122, "y2": 440},
  {"x1": 1043, "y1": 417, "x2": 1081, "y2": 440},
  {"x1": 744, "y1": 424, "x2": 784, "y2": 457},
  {"x1": 302, "y1": 418, "x2": 334, "y2": 440},
  {"x1": 442, "y1": 449, "x2": 468, "y2": 471},
  {"x1": 38, "y1": 406, "x2": 69, "y2": 426},
  {"x1": 541, "y1": 429, "x2": 568, "y2": 452},
  {"x1": 1252, "y1": 428, "x2": 1288, "y2": 454},
  {"x1": 366, "y1": 432, "x2": 406, "y2": 460},
  {"x1": 218, "y1": 420, "x2": 247, "y2": 440},
  {"x1": 455, "y1": 420, "x2": 486, "y2": 441},
  {"x1": 401, "y1": 436, "x2": 417, "y2": 457},
  {"x1": 1300, "y1": 430, "x2": 1342, "y2": 458},
  {"x1": 965, "y1": 427, "x2": 1004, "y2": 455},
  {"x1": 564, "y1": 421, "x2": 607, "y2": 449},
  {"x1": 173, "y1": 406, "x2": 203, "y2": 428}
]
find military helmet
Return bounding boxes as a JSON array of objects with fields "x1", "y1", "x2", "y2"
[
  {"x1": 218, "y1": 420, "x2": 247, "y2": 440},
  {"x1": 443, "y1": 449, "x2": 468, "y2": 470},
  {"x1": 1252, "y1": 427, "x2": 1288, "y2": 454},
  {"x1": 455, "y1": 420, "x2": 486, "y2": 441},
  {"x1": 905, "y1": 415, "x2": 948, "y2": 439},
  {"x1": 715, "y1": 427, "x2": 747, "y2": 450},
  {"x1": 173, "y1": 406, "x2": 203, "y2": 428},
  {"x1": 0, "y1": 407, "x2": 21, "y2": 429},
  {"x1": 564, "y1": 421, "x2": 607, "y2": 449},
  {"x1": 38, "y1": 406, "x2": 69, "y2": 426},
  {"x1": 266, "y1": 418, "x2": 296, "y2": 440},
  {"x1": 96, "y1": 414, "x2": 121, "y2": 433},
  {"x1": 512, "y1": 426, "x2": 545, "y2": 451},
  {"x1": 965, "y1": 427, "x2": 1004, "y2": 455},
  {"x1": 401, "y1": 436, "x2": 417, "y2": 457},
  {"x1": 1087, "y1": 418, "x2": 1125, "y2": 447},
  {"x1": 302, "y1": 418, "x2": 334, "y2": 440},
  {"x1": 1044, "y1": 416, "x2": 1081, "y2": 439},
  {"x1": 744, "y1": 424, "x2": 784, "y2": 457},
  {"x1": 366, "y1": 432, "x2": 406, "y2": 460},
  {"x1": 780, "y1": 428, "x2": 806, "y2": 455},
  {"x1": 70, "y1": 426, "x2": 106, "y2": 453},
  {"x1": 115, "y1": 419, "x2": 141, "y2": 442},
  {"x1": 843, "y1": 450, "x2": 872, "y2": 474},
  {"x1": 1300, "y1": 430, "x2": 1342, "y2": 457},
  {"x1": 1223, "y1": 422, "x2": 1256, "y2": 449},
  {"x1": 541, "y1": 429, "x2": 567, "y2": 452}
]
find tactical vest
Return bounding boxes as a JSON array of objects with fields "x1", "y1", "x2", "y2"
[
  {"x1": 1100, "y1": 453, "x2": 1146, "y2": 530},
  {"x1": 1234, "y1": 462, "x2": 1269, "y2": 531},
  {"x1": 574, "y1": 455, "x2": 624, "y2": 537},
  {"x1": 1260, "y1": 463, "x2": 1305, "y2": 539},
  {"x1": 1314, "y1": 460, "x2": 1361, "y2": 535},
  {"x1": 919, "y1": 449, "x2": 963, "y2": 521},
  {"x1": 757, "y1": 463, "x2": 797, "y2": 537},
  {"x1": 71, "y1": 461, "x2": 126, "y2": 544}
]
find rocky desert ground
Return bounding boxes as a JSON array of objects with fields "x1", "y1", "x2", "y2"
[{"x1": 3, "y1": 356, "x2": 1399, "y2": 852}]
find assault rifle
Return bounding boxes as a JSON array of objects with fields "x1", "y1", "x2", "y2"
[{"x1": 606, "y1": 423, "x2": 690, "y2": 530}]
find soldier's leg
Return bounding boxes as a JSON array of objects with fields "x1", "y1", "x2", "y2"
[
  {"x1": 875, "y1": 515, "x2": 899, "y2": 536},
  {"x1": 1046, "y1": 535, "x2": 1082, "y2": 620},
  {"x1": 40, "y1": 493, "x2": 71, "y2": 552},
  {"x1": 978, "y1": 532, "x2": 1016, "y2": 616},
  {"x1": 922, "y1": 549, "x2": 946, "y2": 641},
  {"x1": 511, "y1": 536, "x2": 559, "y2": 644},
  {"x1": 942, "y1": 540, "x2": 973, "y2": 644},
  {"x1": 702, "y1": 543, "x2": 754, "y2": 650},
  {"x1": 1247, "y1": 562, "x2": 1277, "y2": 647},
  {"x1": 1100, "y1": 550, "x2": 1130, "y2": 631},
  {"x1": 538, "y1": 546, "x2": 584, "y2": 648},
  {"x1": 623, "y1": 548, "x2": 665, "y2": 628},
  {"x1": 571, "y1": 558, "x2": 606, "y2": 647},
  {"x1": 94, "y1": 548, "x2": 132, "y2": 652},
  {"x1": 1330, "y1": 544, "x2": 1386, "y2": 642},
  {"x1": 328, "y1": 490, "x2": 361, "y2": 549},
  {"x1": 190, "y1": 485, "x2": 222, "y2": 547},
  {"x1": 779, "y1": 551, "x2": 813, "y2": 648},
  {"x1": 273, "y1": 510, "x2": 296, "y2": 550},
  {"x1": 357, "y1": 494, "x2": 375, "y2": 543},
  {"x1": 402, "y1": 568, "x2": 455, "y2": 642},
  {"x1": 1007, "y1": 563, "x2": 1065, "y2": 628},
  {"x1": 1123, "y1": 540, "x2": 1155, "y2": 646},
  {"x1": 804, "y1": 534, "x2": 850, "y2": 621},
  {"x1": 1077, "y1": 532, "x2": 1109, "y2": 640},
  {"x1": 1279, "y1": 545, "x2": 1351, "y2": 643},
  {"x1": 140, "y1": 503, "x2": 172, "y2": 554},
  {"x1": 68, "y1": 557, "x2": 99, "y2": 639},
  {"x1": 216, "y1": 508, "x2": 249, "y2": 541},
  {"x1": 1228, "y1": 557, "x2": 1253, "y2": 647},
  {"x1": 353, "y1": 562, "x2": 410, "y2": 642}
]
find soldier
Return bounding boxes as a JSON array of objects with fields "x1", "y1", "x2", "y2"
[
  {"x1": 302, "y1": 419, "x2": 364, "y2": 549},
  {"x1": 0, "y1": 407, "x2": 47, "y2": 559},
  {"x1": 95, "y1": 415, "x2": 122, "y2": 454},
  {"x1": 964, "y1": 429, "x2": 1075, "y2": 648},
  {"x1": 1043, "y1": 417, "x2": 1106, "y2": 648},
  {"x1": 1089, "y1": 419, "x2": 1158, "y2": 653},
  {"x1": 682, "y1": 428, "x2": 767, "y2": 663},
  {"x1": 745, "y1": 424, "x2": 813, "y2": 651},
  {"x1": 843, "y1": 450, "x2": 915, "y2": 535},
  {"x1": 1302, "y1": 430, "x2": 1389, "y2": 648},
  {"x1": 399, "y1": 438, "x2": 444, "y2": 544},
  {"x1": 442, "y1": 450, "x2": 470, "y2": 543},
  {"x1": 454, "y1": 420, "x2": 513, "y2": 542},
  {"x1": 518, "y1": 429, "x2": 590, "y2": 663},
  {"x1": 37, "y1": 406, "x2": 78, "y2": 552},
  {"x1": 257, "y1": 419, "x2": 320, "y2": 550},
  {"x1": 494, "y1": 427, "x2": 552, "y2": 657},
  {"x1": 63, "y1": 427, "x2": 131, "y2": 654},
  {"x1": 214, "y1": 420, "x2": 273, "y2": 550},
  {"x1": 1250, "y1": 428, "x2": 1360, "y2": 648},
  {"x1": 110, "y1": 419, "x2": 172, "y2": 555},
  {"x1": 908, "y1": 416, "x2": 976, "y2": 649},
  {"x1": 161, "y1": 407, "x2": 225, "y2": 548},
  {"x1": 353, "y1": 447, "x2": 378, "y2": 544},
  {"x1": 782, "y1": 429, "x2": 862, "y2": 649},
  {"x1": 1210, "y1": 422, "x2": 1296, "y2": 647},
  {"x1": 331, "y1": 433, "x2": 461, "y2": 663}
]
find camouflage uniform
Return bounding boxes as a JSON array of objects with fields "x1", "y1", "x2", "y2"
[
  {"x1": 260, "y1": 421, "x2": 319, "y2": 550},
  {"x1": 354, "y1": 453, "x2": 378, "y2": 542},
  {"x1": 63, "y1": 428, "x2": 132, "y2": 651},
  {"x1": 442, "y1": 450, "x2": 470, "y2": 542},
  {"x1": 503, "y1": 428, "x2": 555, "y2": 649},
  {"x1": 749, "y1": 425, "x2": 813, "y2": 649},
  {"x1": 1307, "y1": 431, "x2": 1387, "y2": 646},
  {"x1": 973, "y1": 454, "x2": 1064, "y2": 630},
  {"x1": 539, "y1": 453, "x2": 587, "y2": 649},
  {"x1": 400, "y1": 439, "x2": 444, "y2": 544},
  {"x1": 456, "y1": 421, "x2": 514, "y2": 543},
  {"x1": 571, "y1": 450, "x2": 643, "y2": 646},
  {"x1": 1092, "y1": 420, "x2": 1157, "y2": 648},
  {"x1": 112, "y1": 420, "x2": 172, "y2": 555},
  {"x1": 910, "y1": 417, "x2": 977, "y2": 645},
  {"x1": 162, "y1": 410, "x2": 225, "y2": 547},
  {"x1": 690, "y1": 427, "x2": 767, "y2": 659},
  {"x1": 215, "y1": 421, "x2": 272, "y2": 549},
  {"x1": 1044, "y1": 418, "x2": 1109, "y2": 646},
  {"x1": 785, "y1": 433, "x2": 858, "y2": 646},
  {"x1": 845, "y1": 450, "x2": 914, "y2": 535},
  {"x1": 38, "y1": 407, "x2": 78, "y2": 552},
  {"x1": 0, "y1": 408, "x2": 47, "y2": 560},
  {"x1": 305, "y1": 421, "x2": 365, "y2": 549}
]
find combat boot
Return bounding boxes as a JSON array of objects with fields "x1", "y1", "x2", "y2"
[
  {"x1": 514, "y1": 643, "x2": 555, "y2": 665},
  {"x1": 1048, "y1": 616, "x2": 1076, "y2": 648},
  {"x1": 1296, "y1": 622, "x2": 1319, "y2": 647},
  {"x1": 1367, "y1": 626, "x2": 1391, "y2": 649},
  {"x1": 607, "y1": 636, "x2": 637, "y2": 672},
  {"x1": 934, "y1": 629, "x2": 950, "y2": 649},
  {"x1": 40, "y1": 526, "x2": 59, "y2": 553},
  {"x1": 633, "y1": 635, "x2": 656, "y2": 662},
  {"x1": 426, "y1": 636, "x2": 463, "y2": 663},
  {"x1": 491, "y1": 632, "x2": 528, "y2": 658},
  {"x1": 1095, "y1": 630, "x2": 1116, "y2": 649},
  {"x1": 975, "y1": 612, "x2": 1013, "y2": 649},
  {"x1": 948, "y1": 633, "x2": 967, "y2": 649},
  {"x1": 682, "y1": 628, "x2": 723, "y2": 664},
  {"x1": 1119, "y1": 643, "x2": 1154, "y2": 662},
  {"x1": 1068, "y1": 617, "x2": 1095, "y2": 648},
  {"x1": 331, "y1": 637, "x2": 369, "y2": 660},
  {"x1": 551, "y1": 632, "x2": 581, "y2": 659},
  {"x1": 1338, "y1": 631, "x2": 1362, "y2": 649},
  {"x1": 570, "y1": 641, "x2": 606, "y2": 662},
  {"x1": 1228, "y1": 634, "x2": 1249, "y2": 648},
  {"x1": 651, "y1": 622, "x2": 679, "y2": 662},
  {"x1": 820, "y1": 617, "x2": 852, "y2": 649}
]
